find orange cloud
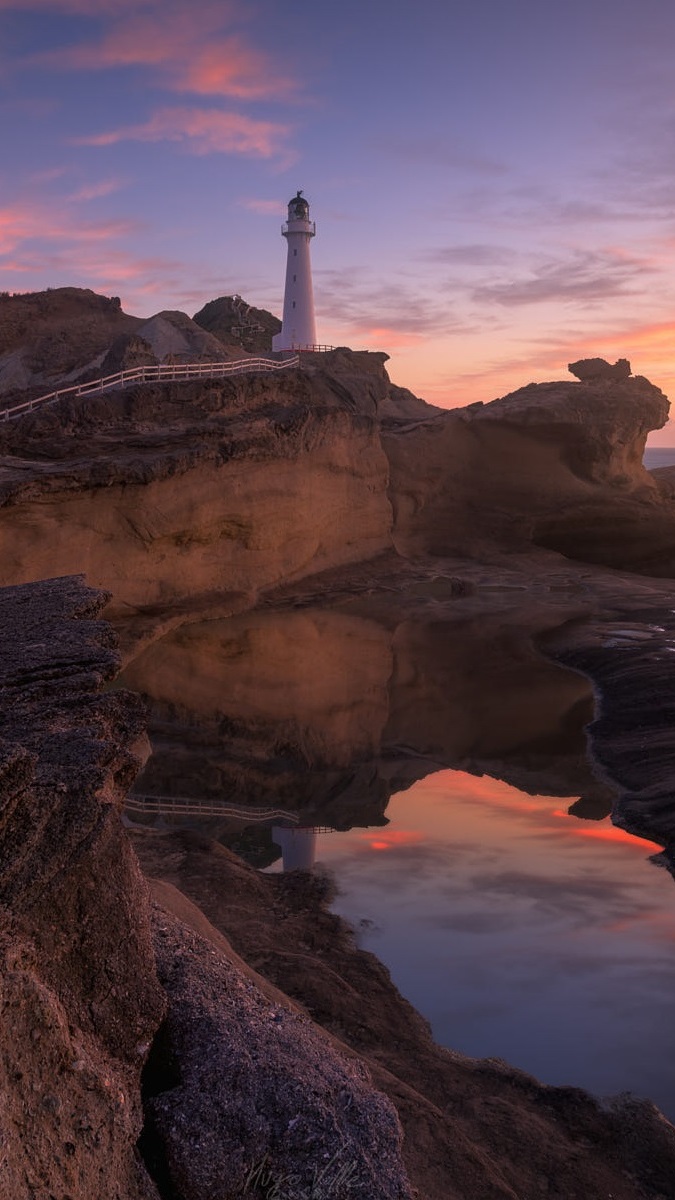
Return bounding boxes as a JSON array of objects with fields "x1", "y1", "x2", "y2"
[
  {"x1": 355, "y1": 829, "x2": 425, "y2": 852},
  {"x1": 350, "y1": 326, "x2": 428, "y2": 351},
  {"x1": 574, "y1": 825, "x2": 664, "y2": 853},
  {"x1": 75, "y1": 106, "x2": 292, "y2": 158}
]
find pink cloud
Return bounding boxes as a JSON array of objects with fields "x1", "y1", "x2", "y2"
[
  {"x1": 32, "y1": 6, "x2": 298, "y2": 102},
  {"x1": 0, "y1": 1, "x2": 154, "y2": 11},
  {"x1": 241, "y1": 198, "x2": 286, "y2": 216},
  {"x1": 68, "y1": 177, "x2": 127, "y2": 201},
  {"x1": 174, "y1": 39, "x2": 296, "y2": 101},
  {"x1": 75, "y1": 106, "x2": 292, "y2": 158},
  {"x1": 0, "y1": 203, "x2": 139, "y2": 255}
]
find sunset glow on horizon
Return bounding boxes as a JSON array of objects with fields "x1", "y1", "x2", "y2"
[{"x1": 2, "y1": 0, "x2": 675, "y2": 439}]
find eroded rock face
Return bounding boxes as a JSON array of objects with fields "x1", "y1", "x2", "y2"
[
  {"x1": 568, "y1": 356, "x2": 632, "y2": 381},
  {"x1": 384, "y1": 365, "x2": 674, "y2": 573},
  {"x1": 0, "y1": 288, "x2": 141, "y2": 397},
  {"x1": 0, "y1": 371, "x2": 393, "y2": 613},
  {"x1": 0, "y1": 576, "x2": 165, "y2": 1200},
  {"x1": 146, "y1": 892, "x2": 413, "y2": 1200}
]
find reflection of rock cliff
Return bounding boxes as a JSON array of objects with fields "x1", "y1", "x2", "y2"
[{"x1": 120, "y1": 604, "x2": 602, "y2": 832}]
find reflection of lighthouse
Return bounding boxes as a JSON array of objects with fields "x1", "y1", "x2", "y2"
[
  {"x1": 272, "y1": 190, "x2": 317, "y2": 351},
  {"x1": 272, "y1": 826, "x2": 318, "y2": 871}
]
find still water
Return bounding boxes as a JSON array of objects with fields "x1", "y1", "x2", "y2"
[
  {"x1": 120, "y1": 607, "x2": 675, "y2": 1118},
  {"x1": 306, "y1": 774, "x2": 675, "y2": 1114}
]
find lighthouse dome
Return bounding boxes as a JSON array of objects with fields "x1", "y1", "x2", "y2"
[{"x1": 288, "y1": 191, "x2": 310, "y2": 219}]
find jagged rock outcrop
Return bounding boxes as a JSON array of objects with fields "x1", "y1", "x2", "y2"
[
  {"x1": 568, "y1": 356, "x2": 632, "y2": 381},
  {"x1": 135, "y1": 310, "x2": 230, "y2": 363},
  {"x1": 385, "y1": 360, "x2": 674, "y2": 574},
  {"x1": 0, "y1": 289, "x2": 277, "y2": 404},
  {"x1": 0, "y1": 288, "x2": 140, "y2": 396},
  {"x1": 193, "y1": 294, "x2": 281, "y2": 355},
  {"x1": 0, "y1": 575, "x2": 164, "y2": 1200},
  {"x1": 99, "y1": 333, "x2": 158, "y2": 376},
  {"x1": 120, "y1": 596, "x2": 599, "y2": 833}
]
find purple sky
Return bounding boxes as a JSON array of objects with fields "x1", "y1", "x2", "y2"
[{"x1": 2, "y1": 0, "x2": 675, "y2": 438}]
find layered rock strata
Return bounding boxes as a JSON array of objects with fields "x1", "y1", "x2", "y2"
[
  {"x1": 0, "y1": 575, "x2": 415, "y2": 1200},
  {"x1": 0, "y1": 356, "x2": 672, "y2": 632},
  {"x1": 0, "y1": 370, "x2": 392, "y2": 615},
  {"x1": 0, "y1": 575, "x2": 164, "y2": 1200}
]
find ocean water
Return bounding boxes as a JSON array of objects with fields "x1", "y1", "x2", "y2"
[{"x1": 644, "y1": 447, "x2": 675, "y2": 469}]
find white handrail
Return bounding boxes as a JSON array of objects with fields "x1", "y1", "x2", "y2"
[
  {"x1": 0, "y1": 354, "x2": 300, "y2": 422},
  {"x1": 124, "y1": 793, "x2": 300, "y2": 821}
]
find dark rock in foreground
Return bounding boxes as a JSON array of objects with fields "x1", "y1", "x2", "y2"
[
  {"x1": 0, "y1": 576, "x2": 164, "y2": 1200},
  {"x1": 0, "y1": 575, "x2": 413, "y2": 1200}
]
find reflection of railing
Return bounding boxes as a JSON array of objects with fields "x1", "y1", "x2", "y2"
[
  {"x1": 125, "y1": 793, "x2": 299, "y2": 822},
  {"x1": 0, "y1": 355, "x2": 300, "y2": 422}
]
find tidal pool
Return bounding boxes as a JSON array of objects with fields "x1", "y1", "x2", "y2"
[
  {"x1": 120, "y1": 605, "x2": 675, "y2": 1118},
  {"x1": 289, "y1": 770, "x2": 675, "y2": 1117}
]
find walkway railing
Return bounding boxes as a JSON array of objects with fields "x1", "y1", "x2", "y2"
[
  {"x1": 0, "y1": 354, "x2": 300, "y2": 422},
  {"x1": 124, "y1": 793, "x2": 300, "y2": 822}
]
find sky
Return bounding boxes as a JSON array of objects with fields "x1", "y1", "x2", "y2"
[{"x1": 2, "y1": 0, "x2": 675, "y2": 441}]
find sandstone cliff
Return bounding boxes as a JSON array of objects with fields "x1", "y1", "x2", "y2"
[
  {"x1": 0, "y1": 368, "x2": 393, "y2": 617},
  {"x1": 0, "y1": 354, "x2": 672, "y2": 635},
  {"x1": 385, "y1": 363, "x2": 673, "y2": 573}
]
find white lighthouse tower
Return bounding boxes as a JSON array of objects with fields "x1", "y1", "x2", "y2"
[{"x1": 272, "y1": 190, "x2": 317, "y2": 352}]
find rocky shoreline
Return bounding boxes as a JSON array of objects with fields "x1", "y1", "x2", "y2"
[
  {"x1": 3, "y1": 295, "x2": 675, "y2": 1197},
  {"x1": 3, "y1": 566, "x2": 675, "y2": 1200}
]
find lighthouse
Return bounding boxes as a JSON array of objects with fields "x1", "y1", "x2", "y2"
[{"x1": 272, "y1": 190, "x2": 317, "y2": 352}]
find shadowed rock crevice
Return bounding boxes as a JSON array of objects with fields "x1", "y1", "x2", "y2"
[{"x1": 137, "y1": 1020, "x2": 183, "y2": 1200}]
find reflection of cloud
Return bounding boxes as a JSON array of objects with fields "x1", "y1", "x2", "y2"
[
  {"x1": 423, "y1": 910, "x2": 515, "y2": 934},
  {"x1": 353, "y1": 829, "x2": 424, "y2": 852},
  {"x1": 75, "y1": 106, "x2": 293, "y2": 159},
  {"x1": 470, "y1": 869, "x2": 651, "y2": 923}
]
